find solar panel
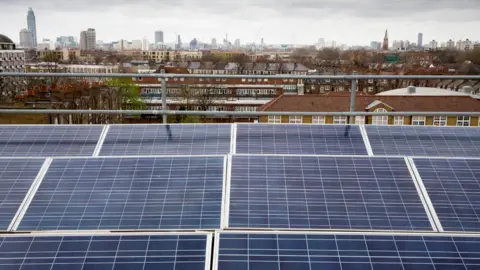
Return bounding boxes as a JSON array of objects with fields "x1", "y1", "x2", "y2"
[
  {"x1": 0, "y1": 158, "x2": 44, "y2": 231},
  {"x1": 0, "y1": 125, "x2": 104, "y2": 157},
  {"x1": 216, "y1": 232, "x2": 480, "y2": 270},
  {"x1": 235, "y1": 124, "x2": 368, "y2": 155},
  {"x1": 366, "y1": 125, "x2": 480, "y2": 157},
  {"x1": 413, "y1": 158, "x2": 480, "y2": 232},
  {"x1": 228, "y1": 155, "x2": 433, "y2": 231},
  {"x1": 0, "y1": 233, "x2": 210, "y2": 270},
  {"x1": 18, "y1": 156, "x2": 225, "y2": 231},
  {"x1": 99, "y1": 124, "x2": 232, "y2": 156}
]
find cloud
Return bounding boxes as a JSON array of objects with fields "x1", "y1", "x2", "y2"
[{"x1": 0, "y1": 0, "x2": 478, "y2": 45}]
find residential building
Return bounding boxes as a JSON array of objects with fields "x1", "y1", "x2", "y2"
[
  {"x1": 142, "y1": 37, "x2": 149, "y2": 51},
  {"x1": 0, "y1": 34, "x2": 26, "y2": 73},
  {"x1": 27, "y1": 8, "x2": 37, "y2": 48},
  {"x1": 154, "y1": 31, "x2": 164, "y2": 43},
  {"x1": 446, "y1": 39, "x2": 455, "y2": 49},
  {"x1": 80, "y1": 28, "x2": 96, "y2": 51},
  {"x1": 19, "y1": 28, "x2": 33, "y2": 49},
  {"x1": 258, "y1": 87, "x2": 480, "y2": 126}
]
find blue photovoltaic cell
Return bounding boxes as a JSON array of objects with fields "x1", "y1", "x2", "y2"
[
  {"x1": 413, "y1": 158, "x2": 480, "y2": 232},
  {"x1": 0, "y1": 125, "x2": 104, "y2": 157},
  {"x1": 235, "y1": 124, "x2": 368, "y2": 155},
  {"x1": 229, "y1": 155, "x2": 432, "y2": 231},
  {"x1": 0, "y1": 233, "x2": 208, "y2": 270},
  {"x1": 366, "y1": 125, "x2": 480, "y2": 157},
  {"x1": 216, "y1": 233, "x2": 480, "y2": 270},
  {"x1": 99, "y1": 124, "x2": 231, "y2": 156},
  {"x1": 18, "y1": 156, "x2": 224, "y2": 230},
  {"x1": 0, "y1": 159, "x2": 44, "y2": 230}
]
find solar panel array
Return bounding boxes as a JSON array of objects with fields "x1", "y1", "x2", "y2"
[
  {"x1": 228, "y1": 155, "x2": 433, "y2": 231},
  {"x1": 365, "y1": 125, "x2": 480, "y2": 157},
  {"x1": 0, "y1": 233, "x2": 210, "y2": 270},
  {"x1": 235, "y1": 124, "x2": 369, "y2": 155},
  {"x1": 18, "y1": 156, "x2": 224, "y2": 231},
  {"x1": 215, "y1": 232, "x2": 480, "y2": 270},
  {"x1": 0, "y1": 125, "x2": 104, "y2": 157},
  {"x1": 100, "y1": 124, "x2": 232, "y2": 156},
  {"x1": 1, "y1": 123, "x2": 480, "y2": 270}
]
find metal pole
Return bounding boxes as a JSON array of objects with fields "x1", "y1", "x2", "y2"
[
  {"x1": 349, "y1": 71, "x2": 357, "y2": 124},
  {"x1": 161, "y1": 78, "x2": 167, "y2": 123}
]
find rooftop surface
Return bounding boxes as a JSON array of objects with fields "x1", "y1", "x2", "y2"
[{"x1": 0, "y1": 123, "x2": 480, "y2": 269}]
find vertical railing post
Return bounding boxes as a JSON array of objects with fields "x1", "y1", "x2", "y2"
[
  {"x1": 349, "y1": 71, "x2": 358, "y2": 124},
  {"x1": 161, "y1": 77, "x2": 167, "y2": 124}
]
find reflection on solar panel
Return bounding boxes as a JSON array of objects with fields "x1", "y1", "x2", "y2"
[
  {"x1": 413, "y1": 158, "x2": 480, "y2": 232},
  {"x1": 0, "y1": 125, "x2": 104, "y2": 157},
  {"x1": 0, "y1": 233, "x2": 209, "y2": 270},
  {"x1": 235, "y1": 124, "x2": 368, "y2": 155},
  {"x1": 99, "y1": 124, "x2": 231, "y2": 156},
  {"x1": 18, "y1": 156, "x2": 224, "y2": 230},
  {"x1": 366, "y1": 125, "x2": 480, "y2": 157},
  {"x1": 228, "y1": 155, "x2": 433, "y2": 231},
  {"x1": 0, "y1": 159, "x2": 44, "y2": 230},
  {"x1": 216, "y1": 233, "x2": 480, "y2": 270}
]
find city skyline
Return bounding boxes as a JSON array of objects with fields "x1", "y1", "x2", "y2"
[{"x1": 1, "y1": 1, "x2": 480, "y2": 46}]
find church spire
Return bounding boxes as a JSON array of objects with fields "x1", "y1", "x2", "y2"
[{"x1": 382, "y1": 29, "x2": 389, "y2": 51}]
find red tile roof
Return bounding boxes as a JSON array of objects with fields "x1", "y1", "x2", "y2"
[{"x1": 259, "y1": 95, "x2": 480, "y2": 112}]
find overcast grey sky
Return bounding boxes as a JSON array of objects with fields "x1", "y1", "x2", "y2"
[{"x1": 1, "y1": 0, "x2": 479, "y2": 45}]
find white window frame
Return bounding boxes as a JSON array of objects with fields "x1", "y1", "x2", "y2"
[
  {"x1": 372, "y1": 108, "x2": 388, "y2": 125},
  {"x1": 433, "y1": 116, "x2": 447, "y2": 126},
  {"x1": 289, "y1": 116, "x2": 303, "y2": 124},
  {"x1": 355, "y1": 116, "x2": 365, "y2": 125},
  {"x1": 268, "y1": 115, "x2": 281, "y2": 124},
  {"x1": 393, "y1": 116, "x2": 404, "y2": 125},
  {"x1": 312, "y1": 116, "x2": 326, "y2": 124},
  {"x1": 333, "y1": 115, "x2": 347, "y2": 124},
  {"x1": 412, "y1": 116, "x2": 426, "y2": 126},
  {"x1": 457, "y1": 116, "x2": 470, "y2": 126}
]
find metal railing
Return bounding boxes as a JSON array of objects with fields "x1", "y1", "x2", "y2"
[{"x1": 2, "y1": 72, "x2": 480, "y2": 123}]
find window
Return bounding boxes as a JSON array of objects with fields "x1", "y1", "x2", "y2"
[
  {"x1": 312, "y1": 116, "x2": 326, "y2": 124},
  {"x1": 433, "y1": 116, "x2": 447, "y2": 126},
  {"x1": 289, "y1": 116, "x2": 303, "y2": 124},
  {"x1": 394, "y1": 116, "x2": 404, "y2": 125},
  {"x1": 355, "y1": 116, "x2": 365, "y2": 124},
  {"x1": 268, "y1": 115, "x2": 281, "y2": 124},
  {"x1": 333, "y1": 116, "x2": 347, "y2": 124},
  {"x1": 368, "y1": 86, "x2": 374, "y2": 92},
  {"x1": 412, "y1": 116, "x2": 426, "y2": 126},
  {"x1": 372, "y1": 108, "x2": 388, "y2": 125},
  {"x1": 457, "y1": 116, "x2": 470, "y2": 126}
]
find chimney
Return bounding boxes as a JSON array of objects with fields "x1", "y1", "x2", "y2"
[
  {"x1": 462, "y1": 86, "x2": 473, "y2": 94},
  {"x1": 407, "y1": 85, "x2": 416, "y2": 94}
]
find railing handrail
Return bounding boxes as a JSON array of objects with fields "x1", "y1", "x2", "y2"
[
  {"x1": 1, "y1": 109, "x2": 480, "y2": 117},
  {"x1": 2, "y1": 72, "x2": 480, "y2": 80}
]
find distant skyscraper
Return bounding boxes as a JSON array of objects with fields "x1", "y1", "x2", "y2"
[
  {"x1": 155, "y1": 31, "x2": 164, "y2": 43},
  {"x1": 80, "y1": 28, "x2": 96, "y2": 50},
  {"x1": 211, "y1": 38, "x2": 217, "y2": 46},
  {"x1": 27, "y1": 7, "x2": 37, "y2": 48},
  {"x1": 417, "y1": 33, "x2": 423, "y2": 48},
  {"x1": 176, "y1": 35, "x2": 182, "y2": 49},
  {"x1": 19, "y1": 28, "x2": 33, "y2": 49},
  {"x1": 382, "y1": 29, "x2": 389, "y2": 51},
  {"x1": 234, "y1": 39, "x2": 241, "y2": 48}
]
